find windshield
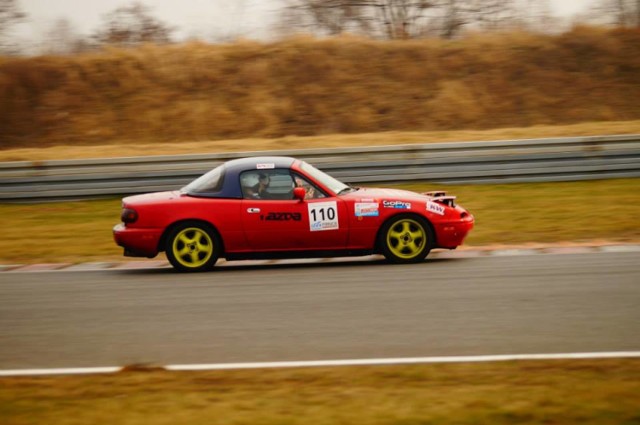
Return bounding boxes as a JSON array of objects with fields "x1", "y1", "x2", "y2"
[
  {"x1": 182, "y1": 164, "x2": 225, "y2": 194},
  {"x1": 300, "y1": 161, "x2": 350, "y2": 195}
]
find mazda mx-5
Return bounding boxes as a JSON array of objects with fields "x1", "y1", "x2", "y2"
[{"x1": 114, "y1": 156, "x2": 474, "y2": 272}]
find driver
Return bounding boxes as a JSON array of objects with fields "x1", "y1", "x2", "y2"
[
  {"x1": 295, "y1": 176, "x2": 316, "y2": 199},
  {"x1": 249, "y1": 173, "x2": 270, "y2": 199}
]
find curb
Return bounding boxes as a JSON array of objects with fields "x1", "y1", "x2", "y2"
[{"x1": 2, "y1": 243, "x2": 639, "y2": 273}]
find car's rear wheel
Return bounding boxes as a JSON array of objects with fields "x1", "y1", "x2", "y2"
[
  {"x1": 379, "y1": 215, "x2": 433, "y2": 264},
  {"x1": 165, "y1": 222, "x2": 220, "y2": 272}
]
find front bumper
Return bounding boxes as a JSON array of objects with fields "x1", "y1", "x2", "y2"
[{"x1": 113, "y1": 223, "x2": 163, "y2": 258}]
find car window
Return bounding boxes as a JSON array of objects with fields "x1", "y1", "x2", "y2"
[
  {"x1": 182, "y1": 164, "x2": 225, "y2": 194},
  {"x1": 241, "y1": 169, "x2": 296, "y2": 200},
  {"x1": 299, "y1": 161, "x2": 349, "y2": 195},
  {"x1": 293, "y1": 173, "x2": 326, "y2": 200}
]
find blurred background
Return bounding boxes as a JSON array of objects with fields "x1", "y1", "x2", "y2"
[
  {"x1": 1, "y1": 4, "x2": 640, "y2": 424},
  {"x1": 0, "y1": 0, "x2": 639, "y2": 263},
  {"x1": 1, "y1": 0, "x2": 639, "y2": 149}
]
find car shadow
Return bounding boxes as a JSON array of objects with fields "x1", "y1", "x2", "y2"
[{"x1": 111, "y1": 255, "x2": 460, "y2": 275}]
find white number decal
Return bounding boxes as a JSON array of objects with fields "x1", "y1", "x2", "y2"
[{"x1": 308, "y1": 201, "x2": 339, "y2": 231}]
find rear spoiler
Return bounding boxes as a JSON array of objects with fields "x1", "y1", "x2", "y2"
[{"x1": 422, "y1": 191, "x2": 456, "y2": 207}]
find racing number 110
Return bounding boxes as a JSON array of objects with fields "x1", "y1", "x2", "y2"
[
  {"x1": 310, "y1": 206, "x2": 335, "y2": 222},
  {"x1": 308, "y1": 201, "x2": 339, "y2": 231}
]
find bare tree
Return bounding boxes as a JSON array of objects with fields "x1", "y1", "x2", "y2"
[
  {"x1": 39, "y1": 18, "x2": 92, "y2": 55},
  {"x1": 281, "y1": 0, "x2": 437, "y2": 39},
  {"x1": 513, "y1": 0, "x2": 553, "y2": 30},
  {"x1": 465, "y1": 0, "x2": 519, "y2": 31},
  {"x1": 368, "y1": 0, "x2": 438, "y2": 39},
  {"x1": 92, "y1": 1, "x2": 175, "y2": 47},
  {"x1": 586, "y1": 0, "x2": 640, "y2": 27},
  {"x1": 426, "y1": 0, "x2": 519, "y2": 39},
  {"x1": 281, "y1": 0, "x2": 372, "y2": 36},
  {"x1": 0, "y1": 0, "x2": 26, "y2": 54},
  {"x1": 281, "y1": 0, "x2": 524, "y2": 39}
]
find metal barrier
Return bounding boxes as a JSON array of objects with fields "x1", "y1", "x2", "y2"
[{"x1": 1, "y1": 135, "x2": 639, "y2": 201}]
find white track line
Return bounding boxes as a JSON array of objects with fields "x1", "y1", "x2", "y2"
[
  {"x1": 167, "y1": 352, "x2": 640, "y2": 371},
  {"x1": 1, "y1": 352, "x2": 640, "y2": 377},
  {"x1": 0, "y1": 366, "x2": 121, "y2": 377}
]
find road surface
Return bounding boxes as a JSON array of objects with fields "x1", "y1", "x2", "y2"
[{"x1": 0, "y1": 251, "x2": 638, "y2": 369}]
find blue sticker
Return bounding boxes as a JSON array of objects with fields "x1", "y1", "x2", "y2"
[{"x1": 383, "y1": 200, "x2": 411, "y2": 209}]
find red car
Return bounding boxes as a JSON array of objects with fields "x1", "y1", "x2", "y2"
[{"x1": 113, "y1": 157, "x2": 474, "y2": 272}]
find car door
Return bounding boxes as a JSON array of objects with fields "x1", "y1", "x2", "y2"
[{"x1": 240, "y1": 169, "x2": 348, "y2": 251}]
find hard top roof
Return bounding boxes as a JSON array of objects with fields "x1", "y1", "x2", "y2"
[
  {"x1": 224, "y1": 156, "x2": 296, "y2": 174},
  {"x1": 185, "y1": 156, "x2": 297, "y2": 199}
]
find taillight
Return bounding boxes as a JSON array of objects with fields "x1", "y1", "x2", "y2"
[{"x1": 121, "y1": 208, "x2": 138, "y2": 223}]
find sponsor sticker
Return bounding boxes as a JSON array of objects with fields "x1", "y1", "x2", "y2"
[
  {"x1": 383, "y1": 200, "x2": 411, "y2": 209},
  {"x1": 426, "y1": 200, "x2": 445, "y2": 215},
  {"x1": 256, "y1": 163, "x2": 275, "y2": 169},
  {"x1": 355, "y1": 202, "x2": 379, "y2": 217},
  {"x1": 308, "y1": 201, "x2": 339, "y2": 231}
]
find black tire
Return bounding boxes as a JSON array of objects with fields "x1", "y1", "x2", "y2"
[
  {"x1": 165, "y1": 221, "x2": 221, "y2": 272},
  {"x1": 378, "y1": 215, "x2": 434, "y2": 264}
]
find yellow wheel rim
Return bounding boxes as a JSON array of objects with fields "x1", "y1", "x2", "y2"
[
  {"x1": 172, "y1": 227, "x2": 214, "y2": 268},
  {"x1": 386, "y1": 219, "x2": 426, "y2": 260}
]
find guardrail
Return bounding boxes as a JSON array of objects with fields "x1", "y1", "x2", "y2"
[{"x1": 1, "y1": 135, "x2": 639, "y2": 201}]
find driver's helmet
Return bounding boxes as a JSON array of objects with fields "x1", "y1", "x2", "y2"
[{"x1": 258, "y1": 173, "x2": 270, "y2": 185}]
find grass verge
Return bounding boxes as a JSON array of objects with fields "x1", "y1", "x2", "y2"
[
  {"x1": 1, "y1": 359, "x2": 639, "y2": 425},
  {"x1": 0, "y1": 178, "x2": 638, "y2": 265},
  {"x1": 1, "y1": 120, "x2": 639, "y2": 161}
]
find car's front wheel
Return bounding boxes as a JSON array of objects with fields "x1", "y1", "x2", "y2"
[
  {"x1": 379, "y1": 215, "x2": 434, "y2": 264},
  {"x1": 165, "y1": 222, "x2": 221, "y2": 272}
]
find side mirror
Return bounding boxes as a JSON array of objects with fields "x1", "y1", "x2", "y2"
[{"x1": 293, "y1": 187, "x2": 306, "y2": 201}]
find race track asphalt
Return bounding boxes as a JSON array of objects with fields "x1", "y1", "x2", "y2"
[{"x1": 0, "y1": 251, "x2": 639, "y2": 369}]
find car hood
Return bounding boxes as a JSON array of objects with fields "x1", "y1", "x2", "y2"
[{"x1": 345, "y1": 187, "x2": 428, "y2": 201}]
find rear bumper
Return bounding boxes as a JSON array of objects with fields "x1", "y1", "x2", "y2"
[
  {"x1": 434, "y1": 214, "x2": 475, "y2": 249},
  {"x1": 113, "y1": 223, "x2": 162, "y2": 258}
]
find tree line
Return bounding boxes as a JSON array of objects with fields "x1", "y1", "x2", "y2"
[
  {"x1": 282, "y1": 0, "x2": 640, "y2": 39},
  {"x1": 1, "y1": 0, "x2": 639, "y2": 55},
  {"x1": 280, "y1": 0, "x2": 546, "y2": 39},
  {"x1": 0, "y1": 0, "x2": 173, "y2": 55}
]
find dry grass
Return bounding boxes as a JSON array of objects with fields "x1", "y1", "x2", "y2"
[
  {"x1": 0, "y1": 199, "x2": 122, "y2": 264},
  {"x1": 0, "y1": 178, "x2": 638, "y2": 265},
  {"x1": 1, "y1": 120, "x2": 639, "y2": 161},
  {"x1": 1, "y1": 359, "x2": 639, "y2": 425},
  {"x1": 1, "y1": 26, "x2": 639, "y2": 150},
  {"x1": 396, "y1": 178, "x2": 640, "y2": 247}
]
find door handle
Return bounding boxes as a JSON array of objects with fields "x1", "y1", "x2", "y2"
[{"x1": 247, "y1": 208, "x2": 260, "y2": 213}]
